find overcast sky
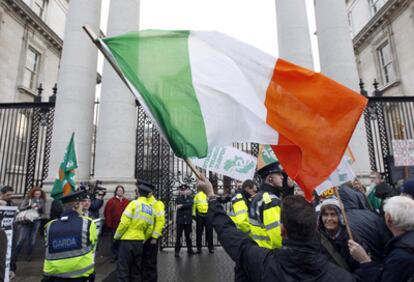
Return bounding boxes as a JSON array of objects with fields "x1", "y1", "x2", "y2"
[{"x1": 99, "y1": 0, "x2": 320, "y2": 70}]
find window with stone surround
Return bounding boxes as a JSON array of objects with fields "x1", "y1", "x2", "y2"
[
  {"x1": 33, "y1": 0, "x2": 47, "y2": 18},
  {"x1": 371, "y1": 0, "x2": 388, "y2": 13},
  {"x1": 22, "y1": 46, "x2": 41, "y2": 91},
  {"x1": 23, "y1": 0, "x2": 48, "y2": 19},
  {"x1": 377, "y1": 41, "x2": 395, "y2": 85}
]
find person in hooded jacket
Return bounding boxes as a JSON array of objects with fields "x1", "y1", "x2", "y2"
[
  {"x1": 197, "y1": 174, "x2": 354, "y2": 282},
  {"x1": 349, "y1": 196, "x2": 414, "y2": 282},
  {"x1": 339, "y1": 184, "x2": 392, "y2": 262},
  {"x1": 318, "y1": 198, "x2": 359, "y2": 272}
]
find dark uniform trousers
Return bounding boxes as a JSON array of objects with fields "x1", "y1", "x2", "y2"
[
  {"x1": 142, "y1": 240, "x2": 158, "y2": 282},
  {"x1": 117, "y1": 240, "x2": 143, "y2": 282},
  {"x1": 175, "y1": 224, "x2": 192, "y2": 253},
  {"x1": 196, "y1": 214, "x2": 213, "y2": 251}
]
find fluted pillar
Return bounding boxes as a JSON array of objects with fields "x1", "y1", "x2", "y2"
[
  {"x1": 315, "y1": 0, "x2": 371, "y2": 175},
  {"x1": 93, "y1": 0, "x2": 140, "y2": 194},
  {"x1": 275, "y1": 0, "x2": 314, "y2": 69},
  {"x1": 46, "y1": 0, "x2": 101, "y2": 188}
]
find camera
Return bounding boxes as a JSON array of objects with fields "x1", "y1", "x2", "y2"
[{"x1": 79, "y1": 180, "x2": 107, "y2": 198}]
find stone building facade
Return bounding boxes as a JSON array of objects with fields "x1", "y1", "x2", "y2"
[
  {"x1": 0, "y1": 0, "x2": 68, "y2": 102},
  {"x1": 346, "y1": 0, "x2": 414, "y2": 96}
]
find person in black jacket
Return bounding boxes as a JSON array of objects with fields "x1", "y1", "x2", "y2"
[
  {"x1": 340, "y1": 184, "x2": 392, "y2": 262},
  {"x1": 175, "y1": 184, "x2": 195, "y2": 257},
  {"x1": 197, "y1": 174, "x2": 354, "y2": 282},
  {"x1": 349, "y1": 196, "x2": 414, "y2": 282}
]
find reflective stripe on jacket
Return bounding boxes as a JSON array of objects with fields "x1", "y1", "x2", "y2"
[
  {"x1": 228, "y1": 193, "x2": 250, "y2": 234},
  {"x1": 43, "y1": 210, "x2": 97, "y2": 278},
  {"x1": 147, "y1": 196, "x2": 166, "y2": 239},
  {"x1": 114, "y1": 196, "x2": 154, "y2": 240},
  {"x1": 193, "y1": 191, "x2": 208, "y2": 215},
  {"x1": 249, "y1": 191, "x2": 282, "y2": 249}
]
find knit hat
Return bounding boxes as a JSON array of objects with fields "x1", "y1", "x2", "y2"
[{"x1": 319, "y1": 197, "x2": 344, "y2": 225}]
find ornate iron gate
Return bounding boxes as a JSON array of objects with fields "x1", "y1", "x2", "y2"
[
  {"x1": 0, "y1": 100, "x2": 55, "y2": 195},
  {"x1": 364, "y1": 96, "x2": 414, "y2": 184},
  {"x1": 135, "y1": 105, "x2": 259, "y2": 248}
]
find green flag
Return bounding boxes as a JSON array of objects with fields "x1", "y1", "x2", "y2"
[{"x1": 51, "y1": 132, "x2": 78, "y2": 200}]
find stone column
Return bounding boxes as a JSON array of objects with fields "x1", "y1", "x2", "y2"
[
  {"x1": 46, "y1": 0, "x2": 101, "y2": 187},
  {"x1": 275, "y1": 0, "x2": 314, "y2": 69},
  {"x1": 315, "y1": 0, "x2": 371, "y2": 176},
  {"x1": 93, "y1": 0, "x2": 140, "y2": 194}
]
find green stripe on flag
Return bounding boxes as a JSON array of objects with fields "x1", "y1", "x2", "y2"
[{"x1": 102, "y1": 30, "x2": 208, "y2": 158}]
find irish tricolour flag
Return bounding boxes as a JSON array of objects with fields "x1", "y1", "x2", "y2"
[{"x1": 99, "y1": 30, "x2": 367, "y2": 200}]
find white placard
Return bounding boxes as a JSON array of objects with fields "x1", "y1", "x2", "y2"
[
  {"x1": 192, "y1": 146, "x2": 257, "y2": 181},
  {"x1": 316, "y1": 155, "x2": 356, "y2": 195},
  {"x1": 0, "y1": 206, "x2": 18, "y2": 282}
]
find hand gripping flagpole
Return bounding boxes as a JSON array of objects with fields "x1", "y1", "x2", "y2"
[
  {"x1": 82, "y1": 25, "x2": 203, "y2": 181},
  {"x1": 334, "y1": 186, "x2": 354, "y2": 241}
]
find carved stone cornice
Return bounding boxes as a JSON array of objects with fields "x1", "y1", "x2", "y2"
[
  {"x1": 352, "y1": 0, "x2": 410, "y2": 50},
  {"x1": 2, "y1": 0, "x2": 63, "y2": 52}
]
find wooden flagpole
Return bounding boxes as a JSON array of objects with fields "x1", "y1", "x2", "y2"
[{"x1": 334, "y1": 186, "x2": 354, "y2": 241}]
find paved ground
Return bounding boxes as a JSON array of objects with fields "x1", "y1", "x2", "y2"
[{"x1": 13, "y1": 233, "x2": 234, "y2": 282}]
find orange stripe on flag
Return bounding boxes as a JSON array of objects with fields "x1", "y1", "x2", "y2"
[{"x1": 265, "y1": 59, "x2": 367, "y2": 201}]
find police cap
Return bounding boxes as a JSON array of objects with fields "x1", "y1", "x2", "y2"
[
  {"x1": 137, "y1": 179, "x2": 155, "y2": 194},
  {"x1": 256, "y1": 162, "x2": 282, "y2": 179},
  {"x1": 179, "y1": 184, "x2": 189, "y2": 190},
  {"x1": 60, "y1": 190, "x2": 89, "y2": 204}
]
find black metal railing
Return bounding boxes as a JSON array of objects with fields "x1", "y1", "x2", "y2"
[
  {"x1": 0, "y1": 85, "x2": 55, "y2": 195},
  {"x1": 135, "y1": 105, "x2": 259, "y2": 248},
  {"x1": 361, "y1": 79, "x2": 414, "y2": 184}
]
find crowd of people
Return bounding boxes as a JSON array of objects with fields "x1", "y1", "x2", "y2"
[
  {"x1": 196, "y1": 162, "x2": 414, "y2": 282},
  {"x1": 1, "y1": 162, "x2": 414, "y2": 281}
]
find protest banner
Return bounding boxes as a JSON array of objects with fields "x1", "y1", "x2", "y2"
[
  {"x1": 0, "y1": 206, "x2": 18, "y2": 282},
  {"x1": 192, "y1": 146, "x2": 257, "y2": 181},
  {"x1": 316, "y1": 155, "x2": 356, "y2": 196}
]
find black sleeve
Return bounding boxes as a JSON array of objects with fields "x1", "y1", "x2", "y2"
[
  {"x1": 90, "y1": 198, "x2": 104, "y2": 212},
  {"x1": 207, "y1": 200, "x2": 269, "y2": 279},
  {"x1": 181, "y1": 199, "x2": 193, "y2": 210},
  {"x1": 356, "y1": 252, "x2": 414, "y2": 282},
  {"x1": 177, "y1": 196, "x2": 193, "y2": 210},
  {"x1": 176, "y1": 196, "x2": 183, "y2": 205},
  {"x1": 50, "y1": 200, "x2": 63, "y2": 220}
]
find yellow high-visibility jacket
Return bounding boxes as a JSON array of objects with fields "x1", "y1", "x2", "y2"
[
  {"x1": 228, "y1": 193, "x2": 250, "y2": 234},
  {"x1": 114, "y1": 196, "x2": 154, "y2": 240},
  {"x1": 192, "y1": 191, "x2": 208, "y2": 216},
  {"x1": 249, "y1": 191, "x2": 282, "y2": 249},
  {"x1": 147, "y1": 195, "x2": 166, "y2": 240},
  {"x1": 43, "y1": 211, "x2": 97, "y2": 278}
]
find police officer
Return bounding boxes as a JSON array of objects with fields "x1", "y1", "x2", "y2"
[
  {"x1": 174, "y1": 184, "x2": 195, "y2": 257},
  {"x1": 249, "y1": 162, "x2": 283, "y2": 250},
  {"x1": 193, "y1": 186, "x2": 214, "y2": 254},
  {"x1": 229, "y1": 179, "x2": 258, "y2": 282},
  {"x1": 114, "y1": 181, "x2": 154, "y2": 282},
  {"x1": 142, "y1": 181, "x2": 165, "y2": 282},
  {"x1": 42, "y1": 190, "x2": 97, "y2": 282},
  {"x1": 228, "y1": 179, "x2": 258, "y2": 235}
]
